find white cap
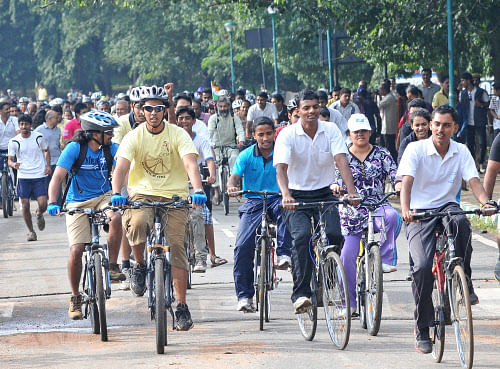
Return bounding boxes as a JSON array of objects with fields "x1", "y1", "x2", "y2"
[{"x1": 347, "y1": 114, "x2": 371, "y2": 132}]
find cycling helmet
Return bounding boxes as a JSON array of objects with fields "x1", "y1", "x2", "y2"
[
  {"x1": 19, "y1": 97, "x2": 29, "y2": 103},
  {"x1": 91, "y1": 91, "x2": 102, "y2": 101},
  {"x1": 49, "y1": 97, "x2": 64, "y2": 107},
  {"x1": 80, "y1": 110, "x2": 119, "y2": 132},
  {"x1": 96, "y1": 99, "x2": 110, "y2": 108},
  {"x1": 133, "y1": 85, "x2": 169, "y2": 105},
  {"x1": 116, "y1": 92, "x2": 126, "y2": 99},
  {"x1": 218, "y1": 89, "x2": 229, "y2": 97},
  {"x1": 232, "y1": 99, "x2": 243, "y2": 110},
  {"x1": 82, "y1": 95, "x2": 91, "y2": 103},
  {"x1": 245, "y1": 93, "x2": 256, "y2": 105},
  {"x1": 287, "y1": 97, "x2": 298, "y2": 112}
]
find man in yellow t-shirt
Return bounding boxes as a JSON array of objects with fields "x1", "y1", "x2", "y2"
[{"x1": 111, "y1": 84, "x2": 205, "y2": 331}]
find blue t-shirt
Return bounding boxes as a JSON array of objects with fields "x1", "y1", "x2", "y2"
[
  {"x1": 57, "y1": 141, "x2": 118, "y2": 204},
  {"x1": 232, "y1": 144, "x2": 280, "y2": 199}
]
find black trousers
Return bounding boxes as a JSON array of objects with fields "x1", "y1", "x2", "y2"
[
  {"x1": 283, "y1": 187, "x2": 343, "y2": 302},
  {"x1": 405, "y1": 203, "x2": 472, "y2": 330},
  {"x1": 466, "y1": 125, "x2": 486, "y2": 165}
]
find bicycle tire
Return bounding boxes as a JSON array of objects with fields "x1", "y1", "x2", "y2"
[
  {"x1": 357, "y1": 254, "x2": 367, "y2": 329},
  {"x1": 221, "y1": 166, "x2": 229, "y2": 215},
  {"x1": 450, "y1": 265, "x2": 473, "y2": 369},
  {"x1": 265, "y1": 243, "x2": 272, "y2": 323},
  {"x1": 322, "y1": 251, "x2": 351, "y2": 350},
  {"x1": 297, "y1": 271, "x2": 318, "y2": 341},
  {"x1": 258, "y1": 238, "x2": 267, "y2": 331},
  {"x1": 2, "y1": 173, "x2": 8, "y2": 218},
  {"x1": 89, "y1": 271, "x2": 100, "y2": 335},
  {"x1": 365, "y1": 245, "x2": 383, "y2": 336},
  {"x1": 94, "y1": 253, "x2": 108, "y2": 342},
  {"x1": 431, "y1": 275, "x2": 445, "y2": 363},
  {"x1": 186, "y1": 226, "x2": 193, "y2": 289},
  {"x1": 7, "y1": 175, "x2": 13, "y2": 216},
  {"x1": 155, "y1": 258, "x2": 166, "y2": 354}
]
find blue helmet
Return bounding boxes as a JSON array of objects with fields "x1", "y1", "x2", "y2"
[{"x1": 80, "y1": 110, "x2": 119, "y2": 132}]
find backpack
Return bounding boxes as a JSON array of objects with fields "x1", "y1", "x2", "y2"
[{"x1": 60, "y1": 141, "x2": 114, "y2": 206}]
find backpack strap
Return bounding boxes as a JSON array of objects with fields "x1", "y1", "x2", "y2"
[
  {"x1": 60, "y1": 142, "x2": 88, "y2": 206},
  {"x1": 102, "y1": 145, "x2": 114, "y2": 181}
]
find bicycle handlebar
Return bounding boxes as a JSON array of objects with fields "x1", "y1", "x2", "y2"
[
  {"x1": 213, "y1": 145, "x2": 238, "y2": 149},
  {"x1": 285, "y1": 197, "x2": 362, "y2": 208},
  {"x1": 229, "y1": 190, "x2": 281, "y2": 197},
  {"x1": 61, "y1": 206, "x2": 119, "y2": 216},
  {"x1": 124, "y1": 199, "x2": 190, "y2": 209},
  {"x1": 360, "y1": 191, "x2": 400, "y2": 209},
  {"x1": 412, "y1": 208, "x2": 483, "y2": 220}
]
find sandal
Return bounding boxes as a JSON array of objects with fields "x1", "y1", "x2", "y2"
[{"x1": 210, "y1": 255, "x2": 228, "y2": 267}]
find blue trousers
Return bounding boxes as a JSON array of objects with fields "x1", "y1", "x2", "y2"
[{"x1": 233, "y1": 196, "x2": 292, "y2": 299}]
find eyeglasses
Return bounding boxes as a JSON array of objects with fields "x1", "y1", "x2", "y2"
[{"x1": 143, "y1": 105, "x2": 166, "y2": 113}]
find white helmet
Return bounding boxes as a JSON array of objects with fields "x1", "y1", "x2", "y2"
[
  {"x1": 130, "y1": 85, "x2": 169, "y2": 105},
  {"x1": 49, "y1": 97, "x2": 64, "y2": 107},
  {"x1": 80, "y1": 110, "x2": 119, "y2": 132},
  {"x1": 232, "y1": 99, "x2": 243, "y2": 110},
  {"x1": 245, "y1": 93, "x2": 256, "y2": 105},
  {"x1": 91, "y1": 91, "x2": 102, "y2": 101}
]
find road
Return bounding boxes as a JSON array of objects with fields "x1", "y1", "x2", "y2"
[{"x1": 0, "y1": 198, "x2": 499, "y2": 369}]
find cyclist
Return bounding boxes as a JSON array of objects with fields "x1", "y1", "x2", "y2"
[
  {"x1": 227, "y1": 116, "x2": 292, "y2": 312},
  {"x1": 8, "y1": 114, "x2": 51, "y2": 241},
  {"x1": 397, "y1": 105, "x2": 495, "y2": 354},
  {"x1": 47, "y1": 110, "x2": 124, "y2": 320},
  {"x1": 274, "y1": 89, "x2": 359, "y2": 314},
  {"x1": 0, "y1": 101, "x2": 19, "y2": 206},
  {"x1": 111, "y1": 85, "x2": 206, "y2": 331},
  {"x1": 331, "y1": 114, "x2": 402, "y2": 315}
]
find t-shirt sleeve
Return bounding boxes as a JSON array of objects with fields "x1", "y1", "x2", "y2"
[
  {"x1": 110, "y1": 143, "x2": 119, "y2": 165},
  {"x1": 489, "y1": 133, "x2": 500, "y2": 162},
  {"x1": 461, "y1": 145, "x2": 479, "y2": 182},
  {"x1": 7, "y1": 138, "x2": 18, "y2": 157},
  {"x1": 56, "y1": 142, "x2": 79, "y2": 171},
  {"x1": 116, "y1": 131, "x2": 137, "y2": 162},
  {"x1": 232, "y1": 150, "x2": 247, "y2": 177},
  {"x1": 176, "y1": 128, "x2": 199, "y2": 159},
  {"x1": 198, "y1": 138, "x2": 213, "y2": 162},
  {"x1": 328, "y1": 124, "x2": 348, "y2": 156},
  {"x1": 396, "y1": 142, "x2": 418, "y2": 179},
  {"x1": 273, "y1": 129, "x2": 291, "y2": 166},
  {"x1": 247, "y1": 106, "x2": 255, "y2": 122}
]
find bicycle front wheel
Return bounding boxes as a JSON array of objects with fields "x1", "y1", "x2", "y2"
[
  {"x1": 357, "y1": 254, "x2": 367, "y2": 329},
  {"x1": 221, "y1": 166, "x2": 229, "y2": 215},
  {"x1": 431, "y1": 274, "x2": 445, "y2": 363},
  {"x1": 155, "y1": 258, "x2": 166, "y2": 354},
  {"x1": 450, "y1": 265, "x2": 473, "y2": 369},
  {"x1": 297, "y1": 270, "x2": 317, "y2": 341},
  {"x1": 2, "y1": 173, "x2": 8, "y2": 218},
  {"x1": 365, "y1": 245, "x2": 383, "y2": 336},
  {"x1": 258, "y1": 238, "x2": 267, "y2": 331},
  {"x1": 94, "y1": 253, "x2": 108, "y2": 342},
  {"x1": 322, "y1": 251, "x2": 351, "y2": 350}
]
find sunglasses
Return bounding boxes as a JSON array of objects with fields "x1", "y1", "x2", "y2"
[
  {"x1": 143, "y1": 105, "x2": 166, "y2": 113},
  {"x1": 104, "y1": 130, "x2": 114, "y2": 136}
]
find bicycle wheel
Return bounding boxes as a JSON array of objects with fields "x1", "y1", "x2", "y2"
[
  {"x1": 365, "y1": 245, "x2": 383, "y2": 336},
  {"x1": 297, "y1": 271, "x2": 318, "y2": 341},
  {"x1": 431, "y1": 274, "x2": 445, "y2": 363},
  {"x1": 258, "y1": 238, "x2": 267, "y2": 331},
  {"x1": 2, "y1": 173, "x2": 8, "y2": 218},
  {"x1": 94, "y1": 253, "x2": 108, "y2": 342},
  {"x1": 186, "y1": 226, "x2": 193, "y2": 289},
  {"x1": 450, "y1": 265, "x2": 473, "y2": 369},
  {"x1": 357, "y1": 254, "x2": 367, "y2": 329},
  {"x1": 88, "y1": 267, "x2": 100, "y2": 335},
  {"x1": 265, "y1": 242, "x2": 273, "y2": 323},
  {"x1": 7, "y1": 175, "x2": 13, "y2": 216},
  {"x1": 221, "y1": 166, "x2": 229, "y2": 215},
  {"x1": 322, "y1": 251, "x2": 351, "y2": 350},
  {"x1": 155, "y1": 258, "x2": 166, "y2": 354}
]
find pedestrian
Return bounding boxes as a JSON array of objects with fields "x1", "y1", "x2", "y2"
[
  {"x1": 417, "y1": 68, "x2": 440, "y2": 104},
  {"x1": 378, "y1": 80, "x2": 398, "y2": 162}
]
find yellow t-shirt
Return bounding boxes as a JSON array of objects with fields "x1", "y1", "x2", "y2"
[
  {"x1": 117, "y1": 123, "x2": 198, "y2": 198},
  {"x1": 112, "y1": 114, "x2": 133, "y2": 145}
]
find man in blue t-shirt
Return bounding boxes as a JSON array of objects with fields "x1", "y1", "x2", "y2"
[
  {"x1": 47, "y1": 111, "x2": 124, "y2": 320},
  {"x1": 227, "y1": 116, "x2": 292, "y2": 312}
]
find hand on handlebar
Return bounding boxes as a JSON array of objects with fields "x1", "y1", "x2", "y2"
[
  {"x1": 227, "y1": 187, "x2": 240, "y2": 197},
  {"x1": 402, "y1": 208, "x2": 417, "y2": 222},
  {"x1": 110, "y1": 194, "x2": 127, "y2": 207},
  {"x1": 330, "y1": 184, "x2": 343, "y2": 197},
  {"x1": 206, "y1": 175, "x2": 216, "y2": 185},
  {"x1": 189, "y1": 193, "x2": 207, "y2": 206},
  {"x1": 346, "y1": 192, "x2": 360, "y2": 206},
  {"x1": 481, "y1": 202, "x2": 497, "y2": 216},
  {"x1": 48, "y1": 203, "x2": 61, "y2": 216},
  {"x1": 281, "y1": 193, "x2": 297, "y2": 211}
]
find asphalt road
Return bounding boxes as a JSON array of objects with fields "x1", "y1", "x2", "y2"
[{"x1": 0, "y1": 198, "x2": 499, "y2": 369}]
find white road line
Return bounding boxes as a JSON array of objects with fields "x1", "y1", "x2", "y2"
[
  {"x1": 0, "y1": 302, "x2": 14, "y2": 318},
  {"x1": 472, "y1": 233, "x2": 497, "y2": 249},
  {"x1": 222, "y1": 229, "x2": 235, "y2": 238}
]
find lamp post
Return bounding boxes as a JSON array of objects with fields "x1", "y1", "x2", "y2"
[
  {"x1": 447, "y1": 0, "x2": 455, "y2": 107},
  {"x1": 224, "y1": 21, "x2": 236, "y2": 93},
  {"x1": 267, "y1": 5, "x2": 279, "y2": 93}
]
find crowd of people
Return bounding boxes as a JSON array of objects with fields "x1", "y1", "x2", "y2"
[{"x1": 1, "y1": 68, "x2": 500, "y2": 355}]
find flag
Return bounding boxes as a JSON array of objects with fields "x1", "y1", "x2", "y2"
[{"x1": 211, "y1": 82, "x2": 221, "y2": 101}]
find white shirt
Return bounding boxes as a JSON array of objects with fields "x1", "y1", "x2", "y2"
[
  {"x1": 192, "y1": 132, "x2": 213, "y2": 165},
  {"x1": 193, "y1": 119, "x2": 210, "y2": 142},
  {"x1": 8, "y1": 132, "x2": 48, "y2": 179},
  {"x1": 396, "y1": 137, "x2": 478, "y2": 209},
  {"x1": 274, "y1": 120, "x2": 348, "y2": 191},
  {"x1": 489, "y1": 95, "x2": 500, "y2": 130},
  {"x1": 0, "y1": 116, "x2": 19, "y2": 150},
  {"x1": 247, "y1": 102, "x2": 278, "y2": 122},
  {"x1": 329, "y1": 101, "x2": 360, "y2": 122},
  {"x1": 327, "y1": 107, "x2": 349, "y2": 142}
]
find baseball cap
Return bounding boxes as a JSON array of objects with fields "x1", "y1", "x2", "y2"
[{"x1": 348, "y1": 114, "x2": 371, "y2": 132}]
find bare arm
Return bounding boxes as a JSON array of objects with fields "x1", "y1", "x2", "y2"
[
  {"x1": 206, "y1": 158, "x2": 216, "y2": 184},
  {"x1": 469, "y1": 177, "x2": 489, "y2": 206},
  {"x1": 227, "y1": 173, "x2": 241, "y2": 196},
  {"x1": 276, "y1": 163, "x2": 295, "y2": 210},
  {"x1": 182, "y1": 153, "x2": 203, "y2": 191},
  {"x1": 400, "y1": 175, "x2": 414, "y2": 222},
  {"x1": 164, "y1": 82, "x2": 176, "y2": 124},
  {"x1": 44, "y1": 149, "x2": 51, "y2": 175},
  {"x1": 48, "y1": 166, "x2": 68, "y2": 205},
  {"x1": 8, "y1": 155, "x2": 20, "y2": 170},
  {"x1": 111, "y1": 156, "x2": 131, "y2": 194},
  {"x1": 483, "y1": 160, "x2": 500, "y2": 199}
]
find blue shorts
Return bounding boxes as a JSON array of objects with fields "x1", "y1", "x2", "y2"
[{"x1": 17, "y1": 178, "x2": 48, "y2": 199}]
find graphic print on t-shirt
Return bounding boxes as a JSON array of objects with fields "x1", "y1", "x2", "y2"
[{"x1": 142, "y1": 139, "x2": 170, "y2": 177}]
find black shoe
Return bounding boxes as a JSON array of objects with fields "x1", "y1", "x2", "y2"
[
  {"x1": 406, "y1": 268, "x2": 413, "y2": 281},
  {"x1": 130, "y1": 263, "x2": 147, "y2": 297},
  {"x1": 109, "y1": 263, "x2": 126, "y2": 281},
  {"x1": 469, "y1": 291, "x2": 479, "y2": 305},
  {"x1": 415, "y1": 327, "x2": 432, "y2": 354},
  {"x1": 175, "y1": 303, "x2": 194, "y2": 331}
]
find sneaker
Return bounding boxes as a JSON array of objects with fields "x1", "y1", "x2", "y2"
[
  {"x1": 479, "y1": 164, "x2": 486, "y2": 174},
  {"x1": 406, "y1": 268, "x2": 413, "y2": 281},
  {"x1": 237, "y1": 297, "x2": 255, "y2": 313},
  {"x1": 27, "y1": 231, "x2": 37, "y2": 242},
  {"x1": 276, "y1": 255, "x2": 291, "y2": 270},
  {"x1": 130, "y1": 263, "x2": 147, "y2": 297},
  {"x1": 36, "y1": 213, "x2": 45, "y2": 231},
  {"x1": 109, "y1": 263, "x2": 126, "y2": 281},
  {"x1": 415, "y1": 327, "x2": 432, "y2": 354},
  {"x1": 193, "y1": 260, "x2": 207, "y2": 273},
  {"x1": 175, "y1": 303, "x2": 194, "y2": 331},
  {"x1": 382, "y1": 263, "x2": 397, "y2": 273},
  {"x1": 495, "y1": 257, "x2": 500, "y2": 282},
  {"x1": 293, "y1": 296, "x2": 312, "y2": 314},
  {"x1": 68, "y1": 294, "x2": 84, "y2": 320},
  {"x1": 119, "y1": 267, "x2": 131, "y2": 290}
]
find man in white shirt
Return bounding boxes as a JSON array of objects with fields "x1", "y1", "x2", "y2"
[
  {"x1": 417, "y1": 68, "x2": 440, "y2": 104},
  {"x1": 247, "y1": 91, "x2": 278, "y2": 127},
  {"x1": 274, "y1": 89, "x2": 358, "y2": 314},
  {"x1": 489, "y1": 82, "x2": 500, "y2": 138},
  {"x1": 397, "y1": 105, "x2": 495, "y2": 354},
  {"x1": 174, "y1": 93, "x2": 210, "y2": 141},
  {"x1": 330, "y1": 88, "x2": 361, "y2": 123},
  {"x1": 8, "y1": 114, "x2": 51, "y2": 242},
  {"x1": 318, "y1": 90, "x2": 349, "y2": 141}
]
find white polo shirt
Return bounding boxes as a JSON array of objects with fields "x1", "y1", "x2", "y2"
[
  {"x1": 0, "y1": 116, "x2": 19, "y2": 150},
  {"x1": 327, "y1": 107, "x2": 349, "y2": 142},
  {"x1": 397, "y1": 137, "x2": 478, "y2": 209},
  {"x1": 247, "y1": 102, "x2": 278, "y2": 122},
  {"x1": 8, "y1": 132, "x2": 48, "y2": 179},
  {"x1": 193, "y1": 119, "x2": 210, "y2": 142},
  {"x1": 274, "y1": 120, "x2": 348, "y2": 191}
]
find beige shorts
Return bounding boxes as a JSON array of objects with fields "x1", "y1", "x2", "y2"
[
  {"x1": 65, "y1": 192, "x2": 111, "y2": 246},
  {"x1": 122, "y1": 193, "x2": 189, "y2": 271}
]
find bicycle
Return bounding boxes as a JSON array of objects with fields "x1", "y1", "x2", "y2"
[
  {"x1": 412, "y1": 207, "x2": 486, "y2": 369},
  {"x1": 214, "y1": 144, "x2": 237, "y2": 215},
  {"x1": 231, "y1": 190, "x2": 281, "y2": 331},
  {"x1": 185, "y1": 214, "x2": 194, "y2": 289},
  {"x1": 61, "y1": 206, "x2": 115, "y2": 342},
  {"x1": 124, "y1": 197, "x2": 190, "y2": 354},
  {"x1": 356, "y1": 191, "x2": 399, "y2": 336},
  {"x1": 289, "y1": 197, "x2": 357, "y2": 350},
  {"x1": 1, "y1": 153, "x2": 15, "y2": 218}
]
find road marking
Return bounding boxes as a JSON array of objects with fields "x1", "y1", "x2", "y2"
[
  {"x1": 472, "y1": 233, "x2": 497, "y2": 249},
  {"x1": 222, "y1": 229, "x2": 235, "y2": 238},
  {"x1": 0, "y1": 302, "x2": 14, "y2": 318}
]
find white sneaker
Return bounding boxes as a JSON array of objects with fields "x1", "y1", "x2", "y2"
[
  {"x1": 293, "y1": 296, "x2": 312, "y2": 314},
  {"x1": 237, "y1": 298, "x2": 255, "y2": 313},
  {"x1": 382, "y1": 263, "x2": 397, "y2": 273},
  {"x1": 277, "y1": 255, "x2": 291, "y2": 270},
  {"x1": 194, "y1": 260, "x2": 207, "y2": 273}
]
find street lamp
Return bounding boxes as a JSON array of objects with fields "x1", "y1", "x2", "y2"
[
  {"x1": 267, "y1": 5, "x2": 279, "y2": 93},
  {"x1": 224, "y1": 21, "x2": 237, "y2": 94}
]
